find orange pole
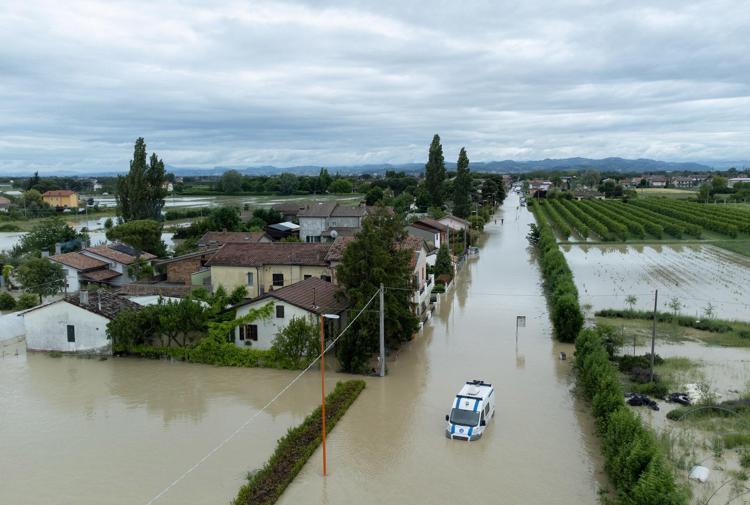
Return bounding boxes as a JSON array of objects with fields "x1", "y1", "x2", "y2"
[{"x1": 320, "y1": 314, "x2": 327, "y2": 477}]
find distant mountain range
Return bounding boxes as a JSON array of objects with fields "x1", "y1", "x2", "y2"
[{"x1": 5, "y1": 157, "x2": 749, "y2": 177}]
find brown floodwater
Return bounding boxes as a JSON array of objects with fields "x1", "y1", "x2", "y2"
[
  {"x1": 562, "y1": 243, "x2": 750, "y2": 321},
  {"x1": 0, "y1": 194, "x2": 605, "y2": 505},
  {"x1": 276, "y1": 195, "x2": 606, "y2": 505}
]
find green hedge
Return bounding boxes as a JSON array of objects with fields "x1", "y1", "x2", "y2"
[
  {"x1": 595, "y1": 308, "x2": 745, "y2": 335},
  {"x1": 529, "y1": 200, "x2": 583, "y2": 342},
  {"x1": 233, "y1": 380, "x2": 366, "y2": 505},
  {"x1": 575, "y1": 328, "x2": 686, "y2": 505},
  {"x1": 121, "y1": 340, "x2": 300, "y2": 370}
]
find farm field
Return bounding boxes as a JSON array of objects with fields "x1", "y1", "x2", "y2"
[
  {"x1": 531, "y1": 199, "x2": 750, "y2": 254},
  {"x1": 561, "y1": 243, "x2": 750, "y2": 321}
]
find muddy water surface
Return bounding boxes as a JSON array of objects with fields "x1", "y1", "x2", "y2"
[
  {"x1": 0, "y1": 195, "x2": 604, "y2": 505},
  {"x1": 277, "y1": 195, "x2": 605, "y2": 505},
  {"x1": 562, "y1": 244, "x2": 750, "y2": 321}
]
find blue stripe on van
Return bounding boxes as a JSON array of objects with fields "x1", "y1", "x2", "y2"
[
  {"x1": 468, "y1": 426, "x2": 474, "y2": 437},
  {"x1": 472, "y1": 399, "x2": 480, "y2": 412}
]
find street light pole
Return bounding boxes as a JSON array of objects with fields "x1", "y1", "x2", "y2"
[
  {"x1": 319, "y1": 312, "x2": 340, "y2": 477},
  {"x1": 319, "y1": 313, "x2": 327, "y2": 477}
]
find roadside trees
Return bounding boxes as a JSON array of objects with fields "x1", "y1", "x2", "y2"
[
  {"x1": 336, "y1": 208, "x2": 418, "y2": 373},
  {"x1": 116, "y1": 137, "x2": 168, "y2": 221}
]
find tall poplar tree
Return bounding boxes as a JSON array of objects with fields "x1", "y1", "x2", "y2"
[
  {"x1": 452, "y1": 147, "x2": 472, "y2": 218},
  {"x1": 424, "y1": 134, "x2": 446, "y2": 207},
  {"x1": 116, "y1": 138, "x2": 168, "y2": 221}
]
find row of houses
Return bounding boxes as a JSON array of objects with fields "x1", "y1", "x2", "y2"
[{"x1": 21, "y1": 213, "x2": 471, "y2": 356}]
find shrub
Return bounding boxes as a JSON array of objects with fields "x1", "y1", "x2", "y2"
[
  {"x1": 16, "y1": 292, "x2": 39, "y2": 310},
  {"x1": 233, "y1": 380, "x2": 366, "y2": 505},
  {"x1": 0, "y1": 291, "x2": 16, "y2": 310}
]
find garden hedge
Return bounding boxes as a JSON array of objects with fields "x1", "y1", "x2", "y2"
[{"x1": 233, "y1": 380, "x2": 366, "y2": 505}]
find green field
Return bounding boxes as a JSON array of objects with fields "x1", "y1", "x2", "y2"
[{"x1": 531, "y1": 198, "x2": 750, "y2": 256}]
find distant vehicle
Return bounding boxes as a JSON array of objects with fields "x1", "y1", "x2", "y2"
[{"x1": 445, "y1": 380, "x2": 495, "y2": 441}]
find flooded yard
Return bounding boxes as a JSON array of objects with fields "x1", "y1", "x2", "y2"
[
  {"x1": 562, "y1": 243, "x2": 750, "y2": 321},
  {"x1": 0, "y1": 195, "x2": 605, "y2": 504}
]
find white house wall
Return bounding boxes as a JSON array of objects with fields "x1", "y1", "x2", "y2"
[
  {"x1": 234, "y1": 301, "x2": 320, "y2": 350},
  {"x1": 24, "y1": 302, "x2": 111, "y2": 354}
]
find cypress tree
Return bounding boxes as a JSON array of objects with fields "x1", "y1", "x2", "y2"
[
  {"x1": 452, "y1": 147, "x2": 471, "y2": 218},
  {"x1": 424, "y1": 134, "x2": 446, "y2": 207},
  {"x1": 116, "y1": 138, "x2": 168, "y2": 221}
]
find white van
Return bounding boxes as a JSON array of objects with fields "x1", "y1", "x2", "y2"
[{"x1": 445, "y1": 380, "x2": 495, "y2": 441}]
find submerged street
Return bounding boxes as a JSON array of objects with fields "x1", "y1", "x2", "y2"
[
  {"x1": 0, "y1": 194, "x2": 604, "y2": 505},
  {"x1": 277, "y1": 193, "x2": 605, "y2": 504}
]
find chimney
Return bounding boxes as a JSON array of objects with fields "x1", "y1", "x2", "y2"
[
  {"x1": 55, "y1": 242, "x2": 62, "y2": 255},
  {"x1": 79, "y1": 290, "x2": 89, "y2": 305},
  {"x1": 41, "y1": 248, "x2": 49, "y2": 258}
]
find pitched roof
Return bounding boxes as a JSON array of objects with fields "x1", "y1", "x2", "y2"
[
  {"x1": 0, "y1": 196, "x2": 10, "y2": 205},
  {"x1": 416, "y1": 217, "x2": 449, "y2": 231},
  {"x1": 155, "y1": 248, "x2": 219, "y2": 266},
  {"x1": 330, "y1": 205, "x2": 366, "y2": 217},
  {"x1": 399, "y1": 235, "x2": 427, "y2": 269},
  {"x1": 42, "y1": 190, "x2": 76, "y2": 197},
  {"x1": 206, "y1": 242, "x2": 332, "y2": 267},
  {"x1": 325, "y1": 236, "x2": 355, "y2": 262},
  {"x1": 439, "y1": 214, "x2": 471, "y2": 226},
  {"x1": 197, "y1": 231, "x2": 270, "y2": 247},
  {"x1": 81, "y1": 269, "x2": 121, "y2": 282},
  {"x1": 83, "y1": 244, "x2": 157, "y2": 265},
  {"x1": 298, "y1": 201, "x2": 338, "y2": 217},
  {"x1": 272, "y1": 202, "x2": 307, "y2": 215},
  {"x1": 49, "y1": 251, "x2": 108, "y2": 271},
  {"x1": 62, "y1": 291, "x2": 140, "y2": 319},
  {"x1": 249, "y1": 277, "x2": 348, "y2": 315}
]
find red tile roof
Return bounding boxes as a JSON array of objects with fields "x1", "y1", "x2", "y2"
[
  {"x1": 197, "y1": 231, "x2": 270, "y2": 247},
  {"x1": 42, "y1": 190, "x2": 76, "y2": 197},
  {"x1": 250, "y1": 277, "x2": 348, "y2": 315},
  {"x1": 83, "y1": 245, "x2": 156, "y2": 265},
  {"x1": 81, "y1": 269, "x2": 121, "y2": 282},
  {"x1": 324, "y1": 236, "x2": 355, "y2": 262},
  {"x1": 50, "y1": 251, "x2": 108, "y2": 271},
  {"x1": 206, "y1": 242, "x2": 332, "y2": 267}
]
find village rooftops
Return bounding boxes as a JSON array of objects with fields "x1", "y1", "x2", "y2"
[
  {"x1": 298, "y1": 202, "x2": 366, "y2": 218},
  {"x1": 241, "y1": 277, "x2": 348, "y2": 315},
  {"x1": 206, "y1": 242, "x2": 332, "y2": 267},
  {"x1": 42, "y1": 190, "x2": 77, "y2": 197},
  {"x1": 197, "y1": 231, "x2": 271, "y2": 248},
  {"x1": 83, "y1": 244, "x2": 157, "y2": 265},
  {"x1": 22, "y1": 291, "x2": 140, "y2": 320},
  {"x1": 50, "y1": 251, "x2": 109, "y2": 271},
  {"x1": 399, "y1": 235, "x2": 428, "y2": 268},
  {"x1": 410, "y1": 217, "x2": 449, "y2": 232},
  {"x1": 324, "y1": 235, "x2": 356, "y2": 262}
]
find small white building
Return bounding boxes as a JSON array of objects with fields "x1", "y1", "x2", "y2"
[
  {"x1": 439, "y1": 214, "x2": 471, "y2": 232},
  {"x1": 232, "y1": 277, "x2": 348, "y2": 350},
  {"x1": 49, "y1": 251, "x2": 120, "y2": 292},
  {"x1": 22, "y1": 291, "x2": 140, "y2": 354},
  {"x1": 401, "y1": 235, "x2": 434, "y2": 320},
  {"x1": 80, "y1": 244, "x2": 157, "y2": 286}
]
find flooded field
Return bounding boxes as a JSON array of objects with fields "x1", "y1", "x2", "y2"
[
  {"x1": 562, "y1": 244, "x2": 750, "y2": 321},
  {"x1": 0, "y1": 195, "x2": 605, "y2": 505}
]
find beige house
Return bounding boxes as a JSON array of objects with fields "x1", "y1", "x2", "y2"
[{"x1": 207, "y1": 242, "x2": 335, "y2": 298}]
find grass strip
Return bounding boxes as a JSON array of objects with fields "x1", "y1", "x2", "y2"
[{"x1": 233, "y1": 380, "x2": 366, "y2": 505}]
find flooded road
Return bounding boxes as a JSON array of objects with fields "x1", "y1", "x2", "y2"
[
  {"x1": 0, "y1": 342, "x2": 355, "y2": 505},
  {"x1": 0, "y1": 194, "x2": 604, "y2": 504},
  {"x1": 563, "y1": 244, "x2": 750, "y2": 321},
  {"x1": 277, "y1": 194, "x2": 605, "y2": 505}
]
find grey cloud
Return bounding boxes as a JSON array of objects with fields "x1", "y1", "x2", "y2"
[{"x1": 1, "y1": 0, "x2": 750, "y2": 173}]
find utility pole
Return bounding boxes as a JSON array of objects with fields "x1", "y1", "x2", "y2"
[
  {"x1": 379, "y1": 283, "x2": 385, "y2": 377},
  {"x1": 650, "y1": 289, "x2": 658, "y2": 382}
]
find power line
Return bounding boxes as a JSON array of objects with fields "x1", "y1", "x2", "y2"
[{"x1": 144, "y1": 288, "x2": 381, "y2": 505}]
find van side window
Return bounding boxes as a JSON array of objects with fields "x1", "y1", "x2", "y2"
[{"x1": 484, "y1": 405, "x2": 489, "y2": 416}]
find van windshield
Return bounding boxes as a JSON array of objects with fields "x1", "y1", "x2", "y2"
[{"x1": 449, "y1": 408, "x2": 480, "y2": 427}]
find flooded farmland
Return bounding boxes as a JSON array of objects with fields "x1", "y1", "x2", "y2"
[
  {"x1": 562, "y1": 244, "x2": 750, "y2": 321},
  {"x1": 0, "y1": 195, "x2": 605, "y2": 504}
]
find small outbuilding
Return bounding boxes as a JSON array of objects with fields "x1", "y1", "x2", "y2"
[{"x1": 21, "y1": 291, "x2": 140, "y2": 354}]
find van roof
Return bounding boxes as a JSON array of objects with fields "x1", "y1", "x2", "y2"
[{"x1": 455, "y1": 380, "x2": 493, "y2": 404}]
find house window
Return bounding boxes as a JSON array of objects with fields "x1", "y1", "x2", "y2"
[
  {"x1": 272, "y1": 273, "x2": 284, "y2": 287},
  {"x1": 67, "y1": 325, "x2": 75, "y2": 343},
  {"x1": 238, "y1": 324, "x2": 259, "y2": 341},
  {"x1": 321, "y1": 275, "x2": 332, "y2": 282},
  {"x1": 304, "y1": 274, "x2": 312, "y2": 280},
  {"x1": 276, "y1": 305, "x2": 285, "y2": 318},
  {"x1": 246, "y1": 272, "x2": 254, "y2": 287}
]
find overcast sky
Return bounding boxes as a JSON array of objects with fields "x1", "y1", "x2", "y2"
[{"x1": 1, "y1": 0, "x2": 749, "y2": 173}]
